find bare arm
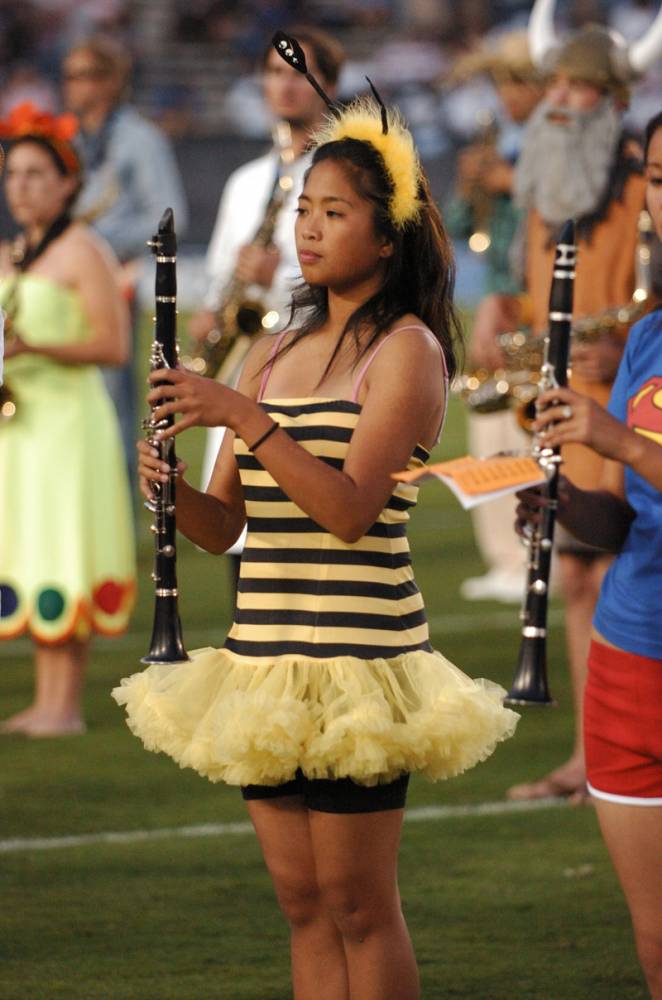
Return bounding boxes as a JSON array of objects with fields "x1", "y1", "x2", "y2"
[
  {"x1": 535, "y1": 385, "x2": 662, "y2": 493},
  {"x1": 164, "y1": 442, "x2": 247, "y2": 555},
  {"x1": 145, "y1": 327, "x2": 445, "y2": 544},
  {"x1": 555, "y1": 469, "x2": 634, "y2": 551},
  {"x1": 516, "y1": 464, "x2": 634, "y2": 553}
]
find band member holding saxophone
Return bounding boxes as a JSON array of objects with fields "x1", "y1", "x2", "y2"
[
  {"x1": 0, "y1": 104, "x2": 135, "y2": 736},
  {"x1": 445, "y1": 32, "x2": 544, "y2": 604},
  {"x1": 516, "y1": 111, "x2": 662, "y2": 999},
  {"x1": 187, "y1": 27, "x2": 344, "y2": 598},
  {"x1": 498, "y1": 1, "x2": 662, "y2": 802}
]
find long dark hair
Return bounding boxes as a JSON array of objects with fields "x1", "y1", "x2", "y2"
[
  {"x1": 277, "y1": 137, "x2": 464, "y2": 382},
  {"x1": 644, "y1": 110, "x2": 662, "y2": 162}
]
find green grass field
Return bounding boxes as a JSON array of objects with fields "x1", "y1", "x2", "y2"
[{"x1": 0, "y1": 317, "x2": 647, "y2": 999}]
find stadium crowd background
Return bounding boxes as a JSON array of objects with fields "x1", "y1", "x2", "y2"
[{"x1": 0, "y1": 0, "x2": 660, "y2": 300}]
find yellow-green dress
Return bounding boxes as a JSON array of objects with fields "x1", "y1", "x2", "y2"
[
  {"x1": 0, "y1": 274, "x2": 135, "y2": 643},
  {"x1": 113, "y1": 398, "x2": 518, "y2": 788}
]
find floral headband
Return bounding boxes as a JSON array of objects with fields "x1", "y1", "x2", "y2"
[
  {"x1": 272, "y1": 32, "x2": 422, "y2": 228},
  {"x1": 0, "y1": 102, "x2": 81, "y2": 175}
]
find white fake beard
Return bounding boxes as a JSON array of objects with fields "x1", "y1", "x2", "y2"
[{"x1": 514, "y1": 97, "x2": 622, "y2": 227}]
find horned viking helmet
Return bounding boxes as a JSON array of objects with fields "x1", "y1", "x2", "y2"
[{"x1": 529, "y1": 0, "x2": 662, "y2": 96}]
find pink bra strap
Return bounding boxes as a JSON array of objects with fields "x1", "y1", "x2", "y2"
[
  {"x1": 351, "y1": 325, "x2": 448, "y2": 403},
  {"x1": 257, "y1": 330, "x2": 289, "y2": 402}
]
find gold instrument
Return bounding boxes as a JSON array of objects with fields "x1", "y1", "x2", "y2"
[
  {"x1": 183, "y1": 122, "x2": 296, "y2": 383},
  {"x1": 456, "y1": 209, "x2": 655, "y2": 430}
]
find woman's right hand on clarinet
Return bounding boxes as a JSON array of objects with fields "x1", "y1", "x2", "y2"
[
  {"x1": 136, "y1": 438, "x2": 187, "y2": 501},
  {"x1": 146, "y1": 366, "x2": 243, "y2": 439},
  {"x1": 534, "y1": 385, "x2": 628, "y2": 462}
]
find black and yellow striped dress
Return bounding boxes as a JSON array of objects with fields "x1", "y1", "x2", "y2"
[{"x1": 114, "y1": 392, "x2": 518, "y2": 788}]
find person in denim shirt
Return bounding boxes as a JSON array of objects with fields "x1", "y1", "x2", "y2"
[{"x1": 63, "y1": 36, "x2": 188, "y2": 493}]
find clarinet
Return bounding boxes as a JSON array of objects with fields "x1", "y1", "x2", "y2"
[
  {"x1": 504, "y1": 218, "x2": 576, "y2": 706},
  {"x1": 142, "y1": 208, "x2": 189, "y2": 665}
]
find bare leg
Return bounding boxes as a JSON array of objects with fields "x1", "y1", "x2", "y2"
[
  {"x1": 1, "y1": 640, "x2": 89, "y2": 736},
  {"x1": 248, "y1": 797, "x2": 349, "y2": 1000},
  {"x1": 311, "y1": 808, "x2": 419, "y2": 1000},
  {"x1": 595, "y1": 799, "x2": 662, "y2": 999},
  {"x1": 507, "y1": 552, "x2": 610, "y2": 801}
]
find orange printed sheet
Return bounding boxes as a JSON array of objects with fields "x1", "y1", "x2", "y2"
[{"x1": 393, "y1": 454, "x2": 546, "y2": 509}]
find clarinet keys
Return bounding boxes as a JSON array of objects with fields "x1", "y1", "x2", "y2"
[{"x1": 141, "y1": 208, "x2": 189, "y2": 666}]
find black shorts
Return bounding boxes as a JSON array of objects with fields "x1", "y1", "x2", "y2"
[{"x1": 241, "y1": 770, "x2": 410, "y2": 814}]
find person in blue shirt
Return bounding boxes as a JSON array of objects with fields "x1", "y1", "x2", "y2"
[
  {"x1": 518, "y1": 109, "x2": 662, "y2": 1000},
  {"x1": 62, "y1": 36, "x2": 188, "y2": 493}
]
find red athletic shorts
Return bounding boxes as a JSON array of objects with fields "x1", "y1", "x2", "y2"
[{"x1": 584, "y1": 639, "x2": 662, "y2": 805}]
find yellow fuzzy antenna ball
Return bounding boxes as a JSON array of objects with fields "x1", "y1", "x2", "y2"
[{"x1": 310, "y1": 97, "x2": 422, "y2": 229}]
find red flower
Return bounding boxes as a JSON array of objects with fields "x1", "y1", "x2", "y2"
[{"x1": 0, "y1": 102, "x2": 79, "y2": 142}]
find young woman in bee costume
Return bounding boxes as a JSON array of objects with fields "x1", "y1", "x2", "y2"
[{"x1": 114, "y1": 39, "x2": 518, "y2": 998}]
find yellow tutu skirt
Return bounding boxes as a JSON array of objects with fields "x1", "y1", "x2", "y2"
[{"x1": 112, "y1": 648, "x2": 519, "y2": 787}]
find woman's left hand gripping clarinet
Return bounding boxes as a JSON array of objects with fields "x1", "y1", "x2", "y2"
[
  {"x1": 142, "y1": 208, "x2": 190, "y2": 665},
  {"x1": 505, "y1": 218, "x2": 576, "y2": 706}
]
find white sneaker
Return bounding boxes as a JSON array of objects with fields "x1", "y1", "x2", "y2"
[{"x1": 460, "y1": 569, "x2": 524, "y2": 603}]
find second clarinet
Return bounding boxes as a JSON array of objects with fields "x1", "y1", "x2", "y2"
[
  {"x1": 142, "y1": 208, "x2": 189, "y2": 665},
  {"x1": 505, "y1": 218, "x2": 577, "y2": 707}
]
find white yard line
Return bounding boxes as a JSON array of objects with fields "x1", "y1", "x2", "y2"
[{"x1": 0, "y1": 798, "x2": 567, "y2": 855}]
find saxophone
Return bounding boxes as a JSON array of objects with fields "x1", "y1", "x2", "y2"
[
  {"x1": 456, "y1": 209, "x2": 655, "y2": 429},
  {"x1": 182, "y1": 122, "x2": 296, "y2": 383}
]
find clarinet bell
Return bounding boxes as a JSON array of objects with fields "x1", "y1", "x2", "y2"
[{"x1": 504, "y1": 635, "x2": 557, "y2": 707}]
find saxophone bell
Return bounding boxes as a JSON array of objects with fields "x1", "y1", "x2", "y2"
[{"x1": 457, "y1": 210, "x2": 654, "y2": 431}]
